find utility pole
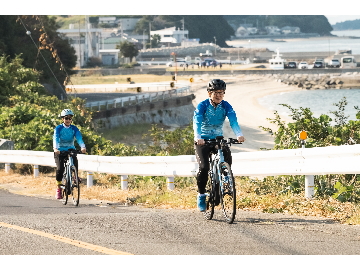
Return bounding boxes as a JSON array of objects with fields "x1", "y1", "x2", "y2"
[
  {"x1": 214, "y1": 36, "x2": 216, "y2": 56},
  {"x1": 143, "y1": 30, "x2": 146, "y2": 50},
  {"x1": 182, "y1": 17, "x2": 185, "y2": 47},
  {"x1": 149, "y1": 21, "x2": 151, "y2": 49},
  {"x1": 78, "y1": 20, "x2": 81, "y2": 68}
]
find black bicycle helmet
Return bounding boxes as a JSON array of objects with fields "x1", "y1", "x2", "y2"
[{"x1": 207, "y1": 79, "x2": 226, "y2": 92}]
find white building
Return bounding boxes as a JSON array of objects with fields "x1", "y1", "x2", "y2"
[
  {"x1": 99, "y1": 49, "x2": 120, "y2": 65},
  {"x1": 150, "y1": 27, "x2": 189, "y2": 45},
  {"x1": 99, "y1": 17, "x2": 118, "y2": 26},
  {"x1": 58, "y1": 27, "x2": 102, "y2": 68},
  {"x1": 235, "y1": 26, "x2": 248, "y2": 37},
  {"x1": 281, "y1": 26, "x2": 301, "y2": 34},
  {"x1": 265, "y1": 26, "x2": 281, "y2": 35},
  {"x1": 118, "y1": 18, "x2": 141, "y2": 31}
]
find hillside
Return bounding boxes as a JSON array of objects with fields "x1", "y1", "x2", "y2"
[
  {"x1": 332, "y1": 19, "x2": 360, "y2": 30},
  {"x1": 224, "y1": 15, "x2": 333, "y2": 36}
]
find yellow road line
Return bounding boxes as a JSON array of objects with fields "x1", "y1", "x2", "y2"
[{"x1": 0, "y1": 221, "x2": 133, "y2": 255}]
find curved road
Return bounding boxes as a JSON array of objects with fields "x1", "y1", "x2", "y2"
[{"x1": 1, "y1": 189, "x2": 360, "y2": 255}]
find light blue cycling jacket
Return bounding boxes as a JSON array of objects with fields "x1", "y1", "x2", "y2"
[
  {"x1": 193, "y1": 98, "x2": 243, "y2": 140},
  {"x1": 53, "y1": 124, "x2": 86, "y2": 151}
]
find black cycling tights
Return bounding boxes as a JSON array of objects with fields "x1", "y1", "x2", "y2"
[{"x1": 194, "y1": 143, "x2": 232, "y2": 194}]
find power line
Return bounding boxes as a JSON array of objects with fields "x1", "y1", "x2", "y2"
[{"x1": 17, "y1": 16, "x2": 70, "y2": 97}]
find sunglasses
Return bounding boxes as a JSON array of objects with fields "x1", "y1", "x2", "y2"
[
  {"x1": 64, "y1": 117, "x2": 73, "y2": 120},
  {"x1": 212, "y1": 91, "x2": 225, "y2": 95}
]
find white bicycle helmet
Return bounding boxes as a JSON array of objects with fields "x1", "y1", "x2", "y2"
[{"x1": 60, "y1": 109, "x2": 74, "y2": 117}]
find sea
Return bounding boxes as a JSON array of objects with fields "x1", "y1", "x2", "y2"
[
  {"x1": 258, "y1": 89, "x2": 360, "y2": 122},
  {"x1": 230, "y1": 30, "x2": 360, "y2": 122},
  {"x1": 227, "y1": 30, "x2": 360, "y2": 54}
]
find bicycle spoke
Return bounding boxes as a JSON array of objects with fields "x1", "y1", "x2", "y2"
[
  {"x1": 61, "y1": 176, "x2": 68, "y2": 205},
  {"x1": 71, "y1": 167, "x2": 80, "y2": 206},
  {"x1": 204, "y1": 173, "x2": 215, "y2": 220}
]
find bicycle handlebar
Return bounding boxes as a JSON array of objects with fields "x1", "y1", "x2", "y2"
[
  {"x1": 202, "y1": 136, "x2": 243, "y2": 146},
  {"x1": 59, "y1": 149, "x2": 84, "y2": 158}
]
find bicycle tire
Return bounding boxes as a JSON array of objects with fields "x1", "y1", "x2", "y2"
[
  {"x1": 61, "y1": 175, "x2": 69, "y2": 205},
  {"x1": 219, "y1": 162, "x2": 236, "y2": 224},
  {"x1": 71, "y1": 167, "x2": 80, "y2": 206},
  {"x1": 204, "y1": 173, "x2": 215, "y2": 220}
]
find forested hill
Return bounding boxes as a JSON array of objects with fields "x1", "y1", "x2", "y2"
[
  {"x1": 332, "y1": 19, "x2": 360, "y2": 30},
  {"x1": 224, "y1": 15, "x2": 333, "y2": 36}
]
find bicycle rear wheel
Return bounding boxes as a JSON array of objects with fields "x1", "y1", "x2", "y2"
[
  {"x1": 204, "y1": 173, "x2": 215, "y2": 220},
  {"x1": 61, "y1": 175, "x2": 69, "y2": 205},
  {"x1": 71, "y1": 167, "x2": 80, "y2": 206},
  {"x1": 219, "y1": 162, "x2": 236, "y2": 224}
]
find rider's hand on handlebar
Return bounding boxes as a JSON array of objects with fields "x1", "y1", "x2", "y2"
[
  {"x1": 81, "y1": 148, "x2": 86, "y2": 154},
  {"x1": 196, "y1": 139, "x2": 205, "y2": 145},
  {"x1": 54, "y1": 148, "x2": 60, "y2": 155},
  {"x1": 237, "y1": 136, "x2": 245, "y2": 143}
]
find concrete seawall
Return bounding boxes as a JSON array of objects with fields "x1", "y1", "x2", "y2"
[{"x1": 92, "y1": 94, "x2": 195, "y2": 129}]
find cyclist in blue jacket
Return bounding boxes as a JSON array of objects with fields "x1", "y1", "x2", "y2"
[
  {"x1": 53, "y1": 109, "x2": 86, "y2": 199},
  {"x1": 193, "y1": 79, "x2": 245, "y2": 212}
]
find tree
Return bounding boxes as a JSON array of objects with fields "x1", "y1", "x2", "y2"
[
  {"x1": 150, "y1": 34, "x2": 161, "y2": 48},
  {"x1": 116, "y1": 41, "x2": 139, "y2": 62},
  {"x1": 0, "y1": 15, "x2": 77, "y2": 88}
]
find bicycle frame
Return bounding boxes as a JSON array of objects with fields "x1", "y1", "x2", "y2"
[
  {"x1": 210, "y1": 144, "x2": 227, "y2": 193},
  {"x1": 64, "y1": 154, "x2": 75, "y2": 188}
]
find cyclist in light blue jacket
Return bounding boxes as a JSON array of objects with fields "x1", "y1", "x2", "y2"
[
  {"x1": 193, "y1": 79, "x2": 245, "y2": 212},
  {"x1": 53, "y1": 109, "x2": 86, "y2": 199}
]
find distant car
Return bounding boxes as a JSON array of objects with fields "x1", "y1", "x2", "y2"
[
  {"x1": 285, "y1": 61, "x2": 297, "y2": 68},
  {"x1": 201, "y1": 58, "x2": 219, "y2": 67},
  {"x1": 328, "y1": 59, "x2": 340, "y2": 68},
  {"x1": 298, "y1": 62, "x2": 308, "y2": 69},
  {"x1": 166, "y1": 60, "x2": 186, "y2": 67},
  {"x1": 313, "y1": 61, "x2": 324, "y2": 68}
]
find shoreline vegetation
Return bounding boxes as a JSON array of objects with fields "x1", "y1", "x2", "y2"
[{"x1": 1, "y1": 75, "x2": 360, "y2": 225}]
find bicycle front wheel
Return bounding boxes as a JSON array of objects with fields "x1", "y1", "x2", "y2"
[
  {"x1": 219, "y1": 162, "x2": 236, "y2": 224},
  {"x1": 71, "y1": 167, "x2": 80, "y2": 206}
]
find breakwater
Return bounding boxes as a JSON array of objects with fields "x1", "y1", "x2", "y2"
[
  {"x1": 267, "y1": 72, "x2": 360, "y2": 90},
  {"x1": 92, "y1": 94, "x2": 195, "y2": 129}
]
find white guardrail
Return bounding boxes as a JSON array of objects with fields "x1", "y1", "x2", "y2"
[
  {"x1": 2, "y1": 144, "x2": 360, "y2": 198},
  {"x1": 84, "y1": 85, "x2": 192, "y2": 111}
]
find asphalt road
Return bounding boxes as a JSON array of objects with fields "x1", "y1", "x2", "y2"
[{"x1": 1, "y1": 189, "x2": 360, "y2": 256}]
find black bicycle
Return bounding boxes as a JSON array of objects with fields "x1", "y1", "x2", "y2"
[
  {"x1": 203, "y1": 136, "x2": 241, "y2": 224},
  {"x1": 59, "y1": 149, "x2": 81, "y2": 206}
]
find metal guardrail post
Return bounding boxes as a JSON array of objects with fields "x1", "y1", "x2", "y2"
[
  {"x1": 305, "y1": 175, "x2": 314, "y2": 198},
  {"x1": 300, "y1": 131, "x2": 314, "y2": 199},
  {"x1": 167, "y1": 177, "x2": 175, "y2": 190},
  {"x1": 121, "y1": 175, "x2": 128, "y2": 190},
  {"x1": 5, "y1": 163, "x2": 10, "y2": 173},
  {"x1": 33, "y1": 165, "x2": 39, "y2": 178},
  {"x1": 87, "y1": 172, "x2": 93, "y2": 187}
]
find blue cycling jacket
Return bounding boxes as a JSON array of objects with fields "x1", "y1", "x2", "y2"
[
  {"x1": 193, "y1": 98, "x2": 243, "y2": 140},
  {"x1": 53, "y1": 124, "x2": 86, "y2": 151}
]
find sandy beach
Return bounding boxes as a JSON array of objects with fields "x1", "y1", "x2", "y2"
[{"x1": 191, "y1": 75, "x2": 299, "y2": 153}]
